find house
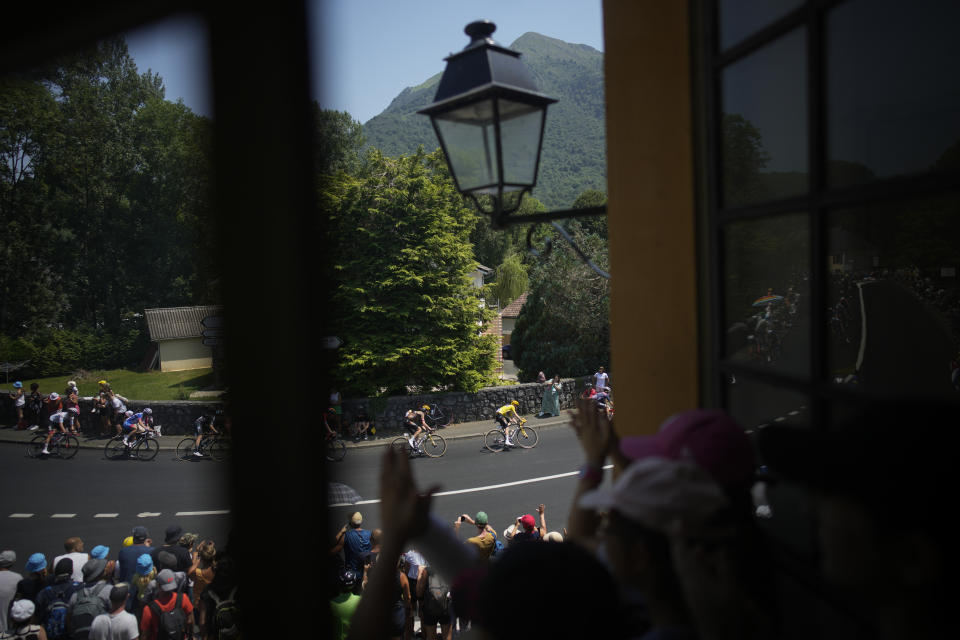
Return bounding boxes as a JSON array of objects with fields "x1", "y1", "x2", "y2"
[
  {"x1": 498, "y1": 292, "x2": 529, "y2": 379},
  {"x1": 144, "y1": 305, "x2": 222, "y2": 372}
]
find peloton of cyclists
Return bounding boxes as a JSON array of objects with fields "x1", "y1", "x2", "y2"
[
  {"x1": 495, "y1": 400, "x2": 523, "y2": 447},
  {"x1": 121, "y1": 407, "x2": 156, "y2": 447}
]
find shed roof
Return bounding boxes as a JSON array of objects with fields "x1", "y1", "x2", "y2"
[
  {"x1": 144, "y1": 305, "x2": 222, "y2": 341},
  {"x1": 502, "y1": 292, "x2": 529, "y2": 318}
]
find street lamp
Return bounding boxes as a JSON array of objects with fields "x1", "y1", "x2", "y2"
[{"x1": 420, "y1": 20, "x2": 608, "y2": 277}]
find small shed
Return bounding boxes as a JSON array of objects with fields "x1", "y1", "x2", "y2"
[{"x1": 144, "y1": 305, "x2": 222, "y2": 372}]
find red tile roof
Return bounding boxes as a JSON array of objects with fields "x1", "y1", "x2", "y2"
[{"x1": 501, "y1": 292, "x2": 529, "y2": 318}]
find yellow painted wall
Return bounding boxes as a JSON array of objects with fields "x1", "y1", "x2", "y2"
[
  {"x1": 158, "y1": 338, "x2": 213, "y2": 372},
  {"x1": 603, "y1": 1, "x2": 699, "y2": 436}
]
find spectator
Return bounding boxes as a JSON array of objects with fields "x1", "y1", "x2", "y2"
[
  {"x1": 197, "y1": 556, "x2": 240, "y2": 640},
  {"x1": 593, "y1": 365, "x2": 609, "y2": 391},
  {"x1": 139, "y1": 570, "x2": 192, "y2": 640},
  {"x1": 417, "y1": 564, "x2": 452, "y2": 640},
  {"x1": 401, "y1": 550, "x2": 427, "y2": 640},
  {"x1": 329, "y1": 388, "x2": 343, "y2": 433},
  {"x1": 454, "y1": 513, "x2": 497, "y2": 561},
  {"x1": 89, "y1": 547, "x2": 110, "y2": 562},
  {"x1": 35, "y1": 557, "x2": 79, "y2": 640},
  {"x1": 67, "y1": 557, "x2": 111, "y2": 639},
  {"x1": 538, "y1": 375, "x2": 561, "y2": 418},
  {"x1": 330, "y1": 568, "x2": 361, "y2": 640},
  {"x1": 505, "y1": 505, "x2": 547, "y2": 543},
  {"x1": 343, "y1": 512, "x2": 372, "y2": 573},
  {"x1": 53, "y1": 538, "x2": 88, "y2": 584},
  {"x1": 352, "y1": 406, "x2": 371, "y2": 441},
  {"x1": 15, "y1": 553, "x2": 48, "y2": 603},
  {"x1": 186, "y1": 541, "x2": 216, "y2": 605},
  {"x1": 11, "y1": 381, "x2": 25, "y2": 430},
  {"x1": 358, "y1": 529, "x2": 382, "y2": 592},
  {"x1": 149, "y1": 526, "x2": 191, "y2": 573},
  {"x1": 141, "y1": 552, "x2": 188, "y2": 604},
  {"x1": 26, "y1": 383, "x2": 43, "y2": 431},
  {"x1": 106, "y1": 390, "x2": 127, "y2": 438},
  {"x1": 0, "y1": 551, "x2": 22, "y2": 633},
  {"x1": 129, "y1": 555, "x2": 155, "y2": 619},
  {"x1": 4, "y1": 600, "x2": 47, "y2": 640},
  {"x1": 579, "y1": 383, "x2": 596, "y2": 401},
  {"x1": 91, "y1": 389, "x2": 111, "y2": 437},
  {"x1": 88, "y1": 584, "x2": 138, "y2": 640},
  {"x1": 536, "y1": 371, "x2": 546, "y2": 383},
  {"x1": 117, "y1": 528, "x2": 154, "y2": 584}
]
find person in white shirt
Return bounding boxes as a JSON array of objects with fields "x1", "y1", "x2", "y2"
[
  {"x1": 89, "y1": 584, "x2": 139, "y2": 640},
  {"x1": 53, "y1": 537, "x2": 89, "y2": 584},
  {"x1": 593, "y1": 366, "x2": 610, "y2": 392}
]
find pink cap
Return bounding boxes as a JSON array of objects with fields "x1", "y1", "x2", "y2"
[
  {"x1": 520, "y1": 514, "x2": 536, "y2": 531},
  {"x1": 619, "y1": 409, "x2": 754, "y2": 493}
]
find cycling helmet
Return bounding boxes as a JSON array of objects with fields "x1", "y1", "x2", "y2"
[
  {"x1": 511, "y1": 400, "x2": 519, "y2": 407},
  {"x1": 125, "y1": 410, "x2": 133, "y2": 418},
  {"x1": 421, "y1": 405, "x2": 430, "y2": 411},
  {"x1": 143, "y1": 408, "x2": 152, "y2": 415},
  {"x1": 215, "y1": 409, "x2": 223, "y2": 416},
  {"x1": 338, "y1": 568, "x2": 358, "y2": 590},
  {"x1": 68, "y1": 407, "x2": 80, "y2": 414},
  {"x1": 13, "y1": 381, "x2": 22, "y2": 388},
  {"x1": 49, "y1": 392, "x2": 60, "y2": 401}
]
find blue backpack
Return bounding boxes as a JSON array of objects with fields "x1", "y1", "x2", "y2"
[
  {"x1": 491, "y1": 539, "x2": 505, "y2": 557},
  {"x1": 42, "y1": 583, "x2": 72, "y2": 638}
]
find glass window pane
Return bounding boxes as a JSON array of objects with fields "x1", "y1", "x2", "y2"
[
  {"x1": 721, "y1": 28, "x2": 808, "y2": 207},
  {"x1": 723, "y1": 213, "x2": 811, "y2": 376},
  {"x1": 498, "y1": 99, "x2": 544, "y2": 187},
  {"x1": 827, "y1": 0, "x2": 960, "y2": 187},
  {"x1": 434, "y1": 99, "x2": 499, "y2": 192},
  {"x1": 827, "y1": 195, "x2": 960, "y2": 394},
  {"x1": 718, "y1": 0, "x2": 803, "y2": 50}
]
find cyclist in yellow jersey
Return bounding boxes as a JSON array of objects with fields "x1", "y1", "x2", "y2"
[{"x1": 495, "y1": 400, "x2": 522, "y2": 447}]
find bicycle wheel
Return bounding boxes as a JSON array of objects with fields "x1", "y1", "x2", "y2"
[
  {"x1": 26, "y1": 435, "x2": 47, "y2": 458},
  {"x1": 430, "y1": 410, "x2": 451, "y2": 429},
  {"x1": 208, "y1": 436, "x2": 232, "y2": 462},
  {"x1": 422, "y1": 433, "x2": 447, "y2": 458},
  {"x1": 513, "y1": 425, "x2": 539, "y2": 449},
  {"x1": 56, "y1": 435, "x2": 80, "y2": 459},
  {"x1": 391, "y1": 436, "x2": 413, "y2": 457},
  {"x1": 104, "y1": 436, "x2": 128, "y2": 460},
  {"x1": 176, "y1": 437, "x2": 197, "y2": 461},
  {"x1": 484, "y1": 429, "x2": 505, "y2": 453},
  {"x1": 135, "y1": 438, "x2": 159, "y2": 461},
  {"x1": 325, "y1": 438, "x2": 346, "y2": 462}
]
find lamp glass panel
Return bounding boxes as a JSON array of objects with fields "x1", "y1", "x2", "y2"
[
  {"x1": 498, "y1": 98, "x2": 544, "y2": 187},
  {"x1": 433, "y1": 98, "x2": 498, "y2": 192}
]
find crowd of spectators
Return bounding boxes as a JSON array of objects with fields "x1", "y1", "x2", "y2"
[
  {"x1": 0, "y1": 525, "x2": 238, "y2": 640},
  {"x1": 2, "y1": 380, "x2": 130, "y2": 439}
]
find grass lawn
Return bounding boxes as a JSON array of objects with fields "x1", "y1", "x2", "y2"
[{"x1": 2, "y1": 368, "x2": 218, "y2": 401}]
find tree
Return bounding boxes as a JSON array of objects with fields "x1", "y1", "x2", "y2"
[
  {"x1": 510, "y1": 219, "x2": 610, "y2": 380},
  {"x1": 313, "y1": 106, "x2": 365, "y2": 176},
  {"x1": 488, "y1": 253, "x2": 529, "y2": 309},
  {"x1": 722, "y1": 113, "x2": 770, "y2": 206},
  {"x1": 322, "y1": 148, "x2": 498, "y2": 395}
]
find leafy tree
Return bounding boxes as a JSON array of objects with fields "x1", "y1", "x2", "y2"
[
  {"x1": 488, "y1": 252, "x2": 529, "y2": 309},
  {"x1": 722, "y1": 113, "x2": 770, "y2": 207},
  {"x1": 510, "y1": 219, "x2": 610, "y2": 380},
  {"x1": 313, "y1": 106, "x2": 365, "y2": 176},
  {"x1": 322, "y1": 148, "x2": 497, "y2": 395}
]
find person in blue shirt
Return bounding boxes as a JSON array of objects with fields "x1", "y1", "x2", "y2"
[
  {"x1": 342, "y1": 512, "x2": 371, "y2": 573},
  {"x1": 121, "y1": 408, "x2": 155, "y2": 446}
]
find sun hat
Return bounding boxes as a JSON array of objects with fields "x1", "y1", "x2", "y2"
[
  {"x1": 0, "y1": 550, "x2": 15, "y2": 568},
  {"x1": 474, "y1": 511, "x2": 488, "y2": 526},
  {"x1": 544, "y1": 531, "x2": 564, "y2": 542},
  {"x1": 619, "y1": 409, "x2": 755, "y2": 495},
  {"x1": 578, "y1": 457, "x2": 732, "y2": 539},
  {"x1": 10, "y1": 600, "x2": 35, "y2": 622},
  {"x1": 156, "y1": 569, "x2": 178, "y2": 592},
  {"x1": 49, "y1": 392, "x2": 59, "y2": 401},
  {"x1": 67, "y1": 381, "x2": 77, "y2": 388},
  {"x1": 136, "y1": 554, "x2": 154, "y2": 576},
  {"x1": 13, "y1": 381, "x2": 22, "y2": 388},
  {"x1": 82, "y1": 557, "x2": 107, "y2": 582},
  {"x1": 90, "y1": 545, "x2": 109, "y2": 559},
  {"x1": 25, "y1": 553, "x2": 46, "y2": 573}
]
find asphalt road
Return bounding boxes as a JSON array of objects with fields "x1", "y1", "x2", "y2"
[
  {"x1": 0, "y1": 441, "x2": 233, "y2": 563},
  {"x1": 326, "y1": 424, "x2": 606, "y2": 545}
]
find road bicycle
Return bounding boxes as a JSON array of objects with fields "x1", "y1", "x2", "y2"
[
  {"x1": 391, "y1": 427, "x2": 447, "y2": 458},
  {"x1": 176, "y1": 432, "x2": 231, "y2": 462},
  {"x1": 325, "y1": 433, "x2": 347, "y2": 462},
  {"x1": 424, "y1": 406, "x2": 451, "y2": 430},
  {"x1": 26, "y1": 431, "x2": 79, "y2": 459},
  {"x1": 104, "y1": 430, "x2": 159, "y2": 461},
  {"x1": 484, "y1": 418, "x2": 538, "y2": 452}
]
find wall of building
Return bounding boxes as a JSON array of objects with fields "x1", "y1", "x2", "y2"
[{"x1": 158, "y1": 338, "x2": 213, "y2": 372}]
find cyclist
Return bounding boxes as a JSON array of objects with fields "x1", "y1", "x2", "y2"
[
  {"x1": 495, "y1": 400, "x2": 522, "y2": 447},
  {"x1": 121, "y1": 408, "x2": 156, "y2": 446},
  {"x1": 193, "y1": 411, "x2": 221, "y2": 456},
  {"x1": 42, "y1": 394, "x2": 68, "y2": 455},
  {"x1": 404, "y1": 407, "x2": 430, "y2": 451}
]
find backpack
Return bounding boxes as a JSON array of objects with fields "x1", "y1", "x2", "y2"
[
  {"x1": 207, "y1": 586, "x2": 241, "y2": 639},
  {"x1": 147, "y1": 591, "x2": 188, "y2": 640},
  {"x1": 491, "y1": 539, "x2": 505, "y2": 556},
  {"x1": 28, "y1": 393, "x2": 43, "y2": 415},
  {"x1": 42, "y1": 583, "x2": 72, "y2": 639},
  {"x1": 420, "y1": 571, "x2": 449, "y2": 619},
  {"x1": 69, "y1": 582, "x2": 109, "y2": 639}
]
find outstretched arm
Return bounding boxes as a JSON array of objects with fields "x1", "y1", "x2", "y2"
[
  {"x1": 566, "y1": 397, "x2": 616, "y2": 547},
  {"x1": 537, "y1": 504, "x2": 547, "y2": 538}
]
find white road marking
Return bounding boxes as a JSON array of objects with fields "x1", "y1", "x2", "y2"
[
  {"x1": 137, "y1": 512, "x2": 161, "y2": 518},
  {"x1": 51, "y1": 514, "x2": 76, "y2": 518},
  {"x1": 94, "y1": 514, "x2": 119, "y2": 518},
  {"x1": 175, "y1": 510, "x2": 230, "y2": 516},
  {"x1": 9, "y1": 514, "x2": 33, "y2": 518},
  {"x1": 855, "y1": 281, "x2": 871, "y2": 372},
  {"x1": 341, "y1": 464, "x2": 615, "y2": 507},
  {"x1": 788, "y1": 411, "x2": 799, "y2": 416},
  {"x1": 773, "y1": 416, "x2": 787, "y2": 422}
]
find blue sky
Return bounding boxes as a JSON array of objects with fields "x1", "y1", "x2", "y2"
[{"x1": 124, "y1": 0, "x2": 604, "y2": 124}]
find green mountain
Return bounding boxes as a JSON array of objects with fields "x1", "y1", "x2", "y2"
[{"x1": 362, "y1": 32, "x2": 606, "y2": 209}]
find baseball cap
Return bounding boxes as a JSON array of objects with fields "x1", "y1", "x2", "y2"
[
  {"x1": 0, "y1": 550, "x2": 15, "y2": 568},
  {"x1": 131, "y1": 525, "x2": 149, "y2": 541},
  {"x1": 350, "y1": 512, "x2": 363, "y2": 526},
  {"x1": 90, "y1": 545, "x2": 109, "y2": 559},
  {"x1": 10, "y1": 600, "x2": 35, "y2": 622},
  {"x1": 520, "y1": 514, "x2": 536, "y2": 531},
  {"x1": 474, "y1": 511, "x2": 488, "y2": 526},
  {"x1": 54, "y1": 557, "x2": 73, "y2": 577},
  {"x1": 164, "y1": 524, "x2": 183, "y2": 544},
  {"x1": 82, "y1": 557, "x2": 107, "y2": 582},
  {"x1": 25, "y1": 553, "x2": 46, "y2": 573},
  {"x1": 579, "y1": 457, "x2": 732, "y2": 539},
  {"x1": 619, "y1": 409, "x2": 755, "y2": 495},
  {"x1": 157, "y1": 569, "x2": 178, "y2": 591},
  {"x1": 136, "y1": 554, "x2": 154, "y2": 576},
  {"x1": 49, "y1": 392, "x2": 59, "y2": 401}
]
